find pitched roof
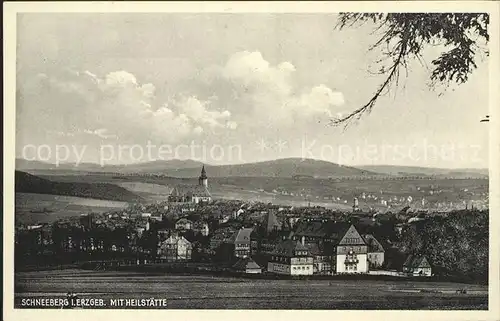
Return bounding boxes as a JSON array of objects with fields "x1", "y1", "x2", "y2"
[
  {"x1": 338, "y1": 225, "x2": 367, "y2": 246},
  {"x1": 305, "y1": 242, "x2": 336, "y2": 256},
  {"x1": 363, "y1": 234, "x2": 385, "y2": 253},
  {"x1": 293, "y1": 220, "x2": 351, "y2": 243},
  {"x1": 162, "y1": 235, "x2": 191, "y2": 246},
  {"x1": 403, "y1": 255, "x2": 431, "y2": 268},
  {"x1": 264, "y1": 210, "x2": 282, "y2": 232},
  {"x1": 272, "y1": 239, "x2": 310, "y2": 257},
  {"x1": 232, "y1": 257, "x2": 261, "y2": 270},
  {"x1": 229, "y1": 228, "x2": 253, "y2": 243}
]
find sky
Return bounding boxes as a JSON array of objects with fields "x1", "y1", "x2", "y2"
[{"x1": 16, "y1": 13, "x2": 490, "y2": 168}]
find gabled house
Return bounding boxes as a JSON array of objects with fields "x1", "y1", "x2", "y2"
[
  {"x1": 227, "y1": 228, "x2": 253, "y2": 258},
  {"x1": 268, "y1": 239, "x2": 313, "y2": 275},
  {"x1": 363, "y1": 234, "x2": 385, "y2": 269},
  {"x1": 335, "y1": 225, "x2": 369, "y2": 274},
  {"x1": 157, "y1": 235, "x2": 192, "y2": 262},
  {"x1": 306, "y1": 242, "x2": 335, "y2": 275},
  {"x1": 403, "y1": 255, "x2": 432, "y2": 276},
  {"x1": 232, "y1": 257, "x2": 262, "y2": 274}
]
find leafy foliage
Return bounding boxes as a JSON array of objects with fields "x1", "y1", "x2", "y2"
[
  {"x1": 400, "y1": 210, "x2": 488, "y2": 283},
  {"x1": 334, "y1": 13, "x2": 489, "y2": 127}
]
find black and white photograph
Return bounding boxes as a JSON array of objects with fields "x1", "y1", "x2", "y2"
[{"x1": 3, "y1": 1, "x2": 500, "y2": 317}]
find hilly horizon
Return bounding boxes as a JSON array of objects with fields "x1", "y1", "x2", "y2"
[
  {"x1": 357, "y1": 165, "x2": 489, "y2": 178},
  {"x1": 15, "y1": 157, "x2": 379, "y2": 178},
  {"x1": 16, "y1": 157, "x2": 488, "y2": 178},
  {"x1": 15, "y1": 170, "x2": 143, "y2": 202}
]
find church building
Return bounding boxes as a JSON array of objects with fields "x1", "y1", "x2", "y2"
[{"x1": 168, "y1": 165, "x2": 212, "y2": 204}]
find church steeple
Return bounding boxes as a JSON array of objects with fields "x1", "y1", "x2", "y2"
[{"x1": 199, "y1": 165, "x2": 208, "y2": 187}]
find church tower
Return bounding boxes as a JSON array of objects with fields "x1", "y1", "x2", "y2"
[{"x1": 199, "y1": 165, "x2": 208, "y2": 187}]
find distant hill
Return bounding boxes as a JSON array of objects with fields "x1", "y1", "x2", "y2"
[
  {"x1": 16, "y1": 158, "x2": 204, "y2": 173},
  {"x1": 15, "y1": 157, "x2": 377, "y2": 178},
  {"x1": 357, "y1": 165, "x2": 489, "y2": 178},
  {"x1": 15, "y1": 171, "x2": 143, "y2": 202},
  {"x1": 160, "y1": 158, "x2": 379, "y2": 178},
  {"x1": 111, "y1": 159, "x2": 205, "y2": 173}
]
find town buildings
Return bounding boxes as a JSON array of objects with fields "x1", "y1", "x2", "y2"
[
  {"x1": 335, "y1": 225, "x2": 369, "y2": 274},
  {"x1": 363, "y1": 234, "x2": 385, "y2": 269},
  {"x1": 232, "y1": 257, "x2": 262, "y2": 274},
  {"x1": 227, "y1": 228, "x2": 253, "y2": 258},
  {"x1": 402, "y1": 255, "x2": 432, "y2": 276},
  {"x1": 157, "y1": 234, "x2": 193, "y2": 262},
  {"x1": 292, "y1": 220, "x2": 372, "y2": 274},
  {"x1": 267, "y1": 239, "x2": 314, "y2": 275}
]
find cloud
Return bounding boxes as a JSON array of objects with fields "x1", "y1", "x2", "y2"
[
  {"x1": 18, "y1": 70, "x2": 235, "y2": 145},
  {"x1": 17, "y1": 52, "x2": 344, "y2": 157},
  {"x1": 207, "y1": 51, "x2": 345, "y2": 128},
  {"x1": 173, "y1": 95, "x2": 231, "y2": 128}
]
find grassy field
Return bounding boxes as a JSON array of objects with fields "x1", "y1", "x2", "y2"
[
  {"x1": 15, "y1": 193, "x2": 128, "y2": 225},
  {"x1": 14, "y1": 269, "x2": 488, "y2": 310}
]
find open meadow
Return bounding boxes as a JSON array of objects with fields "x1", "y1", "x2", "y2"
[
  {"x1": 14, "y1": 269, "x2": 488, "y2": 310},
  {"x1": 15, "y1": 193, "x2": 128, "y2": 225}
]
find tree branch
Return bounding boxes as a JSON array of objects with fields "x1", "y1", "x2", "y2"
[{"x1": 331, "y1": 23, "x2": 411, "y2": 129}]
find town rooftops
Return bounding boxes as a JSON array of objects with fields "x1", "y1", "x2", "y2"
[
  {"x1": 305, "y1": 242, "x2": 336, "y2": 256},
  {"x1": 403, "y1": 255, "x2": 431, "y2": 269},
  {"x1": 293, "y1": 220, "x2": 352, "y2": 243}
]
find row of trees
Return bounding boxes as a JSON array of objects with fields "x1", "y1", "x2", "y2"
[{"x1": 400, "y1": 210, "x2": 488, "y2": 283}]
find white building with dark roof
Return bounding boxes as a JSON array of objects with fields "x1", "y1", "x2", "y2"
[
  {"x1": 232, "y1": 257, "x2": 262, "y2": 274},
  {"x1": 227, "y1": 228, "x2": 253, "y2": 258},
  {"x1": 268, "y1": 239, "x2": 313, "y2": 275},
  {"x1": 403, "y1": 255, "x2": 432, "y2": 276}
]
